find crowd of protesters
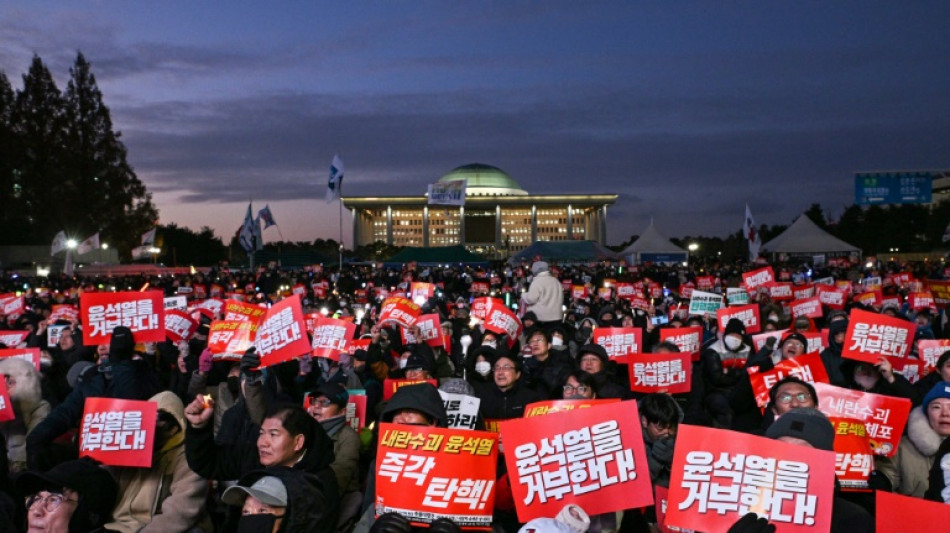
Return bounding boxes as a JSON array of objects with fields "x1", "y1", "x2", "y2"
[{"x1": 0, "y1": 255, "x2": 948, "y2": 532}]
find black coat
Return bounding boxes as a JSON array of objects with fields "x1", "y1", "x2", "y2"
[{"x1": 478, "y1": 380, "x2": 544, "y2": 420}]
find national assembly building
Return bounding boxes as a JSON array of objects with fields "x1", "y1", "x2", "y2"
[{"x1": 342, "y1": 164, "x2": 618, "y2": 260}]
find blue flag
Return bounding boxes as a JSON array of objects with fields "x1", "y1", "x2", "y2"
[{"x1": 325, "y1": 154, "x2": 344, "y2": 203}]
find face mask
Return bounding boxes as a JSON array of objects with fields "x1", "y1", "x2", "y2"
[
  {"x1": 398, "y1": 357, "x2": 408, "y2": 369},
  {"x1": 475, "y1": 361, "x2": 491, "y2": 376},
  {"x1": 236, "y1": 513, "x2": 279, "y2": 533},
  {"x1": 227, "y1": 376, "x2": 241, "y2": 395},
  {"x1": 768, "y1": 314, "x2": 779, "y2": 322},
  {"x1": 577, "y1": 327, "x2": 592, "y2": 342},
  {"x1": 724, "y1": 336, "x2": 743, "y2": 351},
  {"x1": 483, "y1": 340, "x2": 497, "y2": 349},
  {"x1": 551, "y1": 336, "x2": 564, "y2": 347}
]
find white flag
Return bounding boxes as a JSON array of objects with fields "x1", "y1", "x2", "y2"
[
  {"x1": 51, "y1": 231, "x2": 67, "y2": 256},
  {"x1": 325, "y1": 154, "x2": 344, "y2": 203},
  {"x1": 253, "y1": 216, "x2": 264, "y2": 251},
  {"x1": 77, "y1": 233, "x2": 100, "y2": 255},
  {"x1": 141, "y1": 228, "x2": 157, "y2": 246},
  {"x1": 743, "y1": 204, "x2": 761, "y2": 262},
  {"x1": 238, "y1": 203, "x2": 256, "y2": 253},
  {"x1": 427, "y1": 179, "x2": 467, "y2": 206}
]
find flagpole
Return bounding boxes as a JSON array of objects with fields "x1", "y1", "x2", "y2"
[
  {"x1": 338, "y1": 196, "x2": 344, "y2": 270},
  {"x1": 248, "y1": 198, "x2": 255, "y2": 272}
]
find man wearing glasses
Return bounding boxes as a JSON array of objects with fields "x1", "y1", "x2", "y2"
[
  {"x1": 15, "y1": 457, "x2": 118, "y2": 533},
  {"x1": 478, "y1": 353, "x2": 543, "y2": 420}
]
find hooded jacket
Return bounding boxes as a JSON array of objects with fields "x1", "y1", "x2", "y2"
[
  {"x1": 820, "y1": 319, "x2": 849, "y2": 387},
  {"x1": 106, "y1": 391, "x2": 211, "y2": 532},
  {"x1": 877, "y1": 405, "x2": 948, "y2": 497},
  {"x1": 522, "y1": 348, "x2": 576, "y2": 399},
  {"x1": 0, "y1": 358, "x2": 51, "y2": 472},
  {"x1": 522, "y1": 271, "x2": 564, "y2": 323}
]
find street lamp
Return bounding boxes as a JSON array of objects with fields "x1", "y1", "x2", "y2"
[
  {"x1": 66, "y1": 239, "x2": 78, "y2": 249},
  {"x1": 688, "y1": 243, "x2": 699, "y2": 252},
  {"x1": 101, "y1": 243, "x2": 109, "y2": 250}
]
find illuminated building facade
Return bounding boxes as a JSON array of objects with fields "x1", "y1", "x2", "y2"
[{"x1": 343, "y1": 163, "x2": 618, "y2": 259}]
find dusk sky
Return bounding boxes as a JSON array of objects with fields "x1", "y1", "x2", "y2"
[{"x1": 2, "y1": 1, "x2": 949, "y2": 247}]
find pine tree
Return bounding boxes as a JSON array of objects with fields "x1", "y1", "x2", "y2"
[
  {"x1": 0, "y1": 71, "x2": 23, "y2": 243},
  {"x1": 63, "y1": 52, "x2": 157, "y2": 256},
  {"x1": 12, "y1": 55, "x2": 68, "y2": 243}
]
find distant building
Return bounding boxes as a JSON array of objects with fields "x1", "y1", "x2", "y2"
[{"x1": 343, "y1": 163, "x2": 618, "y2": 259}]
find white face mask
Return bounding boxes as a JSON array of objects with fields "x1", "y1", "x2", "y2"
[
  {"x1": 724, "y1": 336, "x2": 743, "y2": 351},
  {"x1": 768, "y1": 314, "x2": 779, "y2": 322},
  {"x1": 398, "y1": 357, "x2": 408, "y2": 369},
  {"x1": 483, "y1": 340, "x2": 497, "y2": 349},
  {"x1": 475, "y1": 361, "x2": 491, "y2": 376},
  {"x1": 551, "y1": 336, "x2": 564, "y2": 347}
]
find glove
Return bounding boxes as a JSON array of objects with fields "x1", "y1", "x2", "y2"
[
  {"x1": 765, "y1": 336, "x2": 778, "y2": 349},
  {"x1": 727, "y1": 512, "x2": 776, "y2": 533},
  {"x1": 651, "y1": 436, "x2": 676, "y2": 464},
  {"x1": 369, "y1": 512, "x2": 412, "y2": 533},
  {"x1": 240, "y1": 347, "x2": 262, "y2": 378},
  {"x1": 198, "y1": 348, "x2": 213, "y2": 373}
]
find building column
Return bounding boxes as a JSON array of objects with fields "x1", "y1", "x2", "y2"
[
  {"x1": 600, "y1": 205, "x2": 608, "y2": 243},
  {"x1": 495, "y1": 205, "x2": 502, "y2": 251},
  {"x1": 423, "y1": 206, "x2": 429, "y2": 248},
  {"x1": 459, "y1": 207, "x2": 465, "y2": 246},
  {"x1": 352, "y1": 209, "x2": 359, "y2": 248},
  {"x1": 566, "y1": 204, "x2": 573, "y2": 240},
  {"x1": 386, "y1": 206, "x2": 393, "y2": 246},
  {"x1": 531, "y1": 205, "x2": 538, "y2": 242}
]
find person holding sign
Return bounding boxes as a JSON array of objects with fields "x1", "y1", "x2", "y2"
[
  {"x1": 764, "y1": 408, "x2": 874, "y2": 532},
  {"x1": 700, "y1": 318, "x2": 752, "y2": 429}
]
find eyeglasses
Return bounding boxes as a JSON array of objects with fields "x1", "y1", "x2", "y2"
[
  {"x1": 562, "y1": 384, "x2": 590, "y2": 394},
  {"x1": 310, "y1": 398, "x2": 332, "y2": 407},
  {"x1": 26, "y1": 492, "x2": 77, "y2": 513},
  {"x1": 777, "y1": 392, "x2": 811, "y2": 405},
  {"x1": 494, "y1": 365, "x2": 516, "y2": 373}
]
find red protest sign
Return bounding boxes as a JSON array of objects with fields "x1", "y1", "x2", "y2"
[
  {"x1": 79, "y1": 397, "x2": 157, "y2": 468},
  {"x1": 853, "y1": 290, "x2": 882, "y2": 307},
  {"x1": 927, "y1": 279, "x2": 950, "y2": 308},
  {"x1": 470, "y1": 281, "x2": 489, "y2": 294},
  {"x1": 767, "y1": 281, "x2": 794, "y2": 302},
  {"x1": 375, "y1": 424, "x2": 498, "y2": 529},
  {"x1": 716, "y1": 304, "x2": 761, "y2": 334},
  {"x1": 470, "y1": 297, "x2": 493, "y2": 320},
  {"x1": 877, "y1": 489, "x2": 950, "y2": 532},
  {"x1": 742, "y1": 266, "x2": 775, "y2": 292},
  {"x1": 825, "y1": 416, "x2": 875, "y2": 490},
  {"x1": 592, "y1": 327, "x2": 642, "y2": 362},
  {"x1": 0, "y1": 379, "x2": 15, "y2": 422},
  {"x1": 483, "y1": 300, "x2": 522, "y2": 347},
  {"x1": 0, "y1": 294, "x2": 24, "y2": 318},
  {"x1": 666, "y1": 425, "x2": 835, "y2": 533},
  {"x1": 660, "y1": 326, "x2": 703, "y2": 362},
  {"x1": 751, "y1": 330, "x2": 787, "y2": 352},
  {"x1": 790, "y1": 297, "x2": 823, "y2": 319},
  {"x1": 655, "y1": 485, "x2": 697, "y2": 533},
  {"x1": 310, "y1": 317, "x2": 357, "y2": 361},
  {"x1": 207, "y1": 320, "x2": 257, "y2": 360},
  {"x1": 500, "y1": 401, "x2": 653, "y2": 522},
  {"x1": 628, "y1": 352, "x2": 691, "y2": 394},
  {"x1": 917, "y1": 339, "x2": 950, "y2": 373},
  {"x1": 695, "y1": 276, "x2": 715, "y2": 291},
  {"x1": 572, "y1": 285, "x2": 588, "y2": 299},
  {"x1": 615, "y1": 282, "x2": 637, "y2": 300},
  {"x1": 0, "y1": 348, "x2": 41, "y2": 371},
  {"x1": 346, "y1": 338, "x2": 371, "y2": 355},
  {"x1": 841, "y1": 308, "x2": 914, "y2": 366},
  {"x1": 378, "y1": 297, "x2": 421, "y2": 328},
  {"x1": 410, "y1": 282, "x2": 435, "y2": 302},
  {"x1": 812, "y1": 382, "x2": 911, "y2": 458},
  {"x1": 345, "y1": 392, "x2": 367, "y2": 430},
  {"x1": 801, "y1": 331, "x2": 826, "y2": 355},
  {"x1": 628, "y1": 296, "x2": 651, "y2": 311},
  {"x1": 0, "y1": 331, "x2": 29, "y2": 348},
  {"x1": 254, "y1": 294, "x2": 310, "y2": 368},
  {"x1": 81, "y1": 291, "x2": 164, "y2": 344},
  {"x1": 383, "y1": 378, "x2": 439, "y2": 401},
  {"x1": 401, "y1": 313, "x2": 444, "y2": 348},
  {"x1": 193, "y1": 298, "x2": 225, "y2": 318},
  {"x1": 907, "y1": 291, "x2": 934, "y2": 311},
  {"x1": 164, "y1": 310, "x2": 198, "y2": 343},
  {"x1": 524, "y1": 399, "x2": 620, "y2": 418},
  {"x1": 747, "y1": 352, "x2": 829, "y2": 410},
  {"x1": 815, "y1": 285, "x2": 847, "y2": 310},
  {"x1": 48, "y1": 304, "x2": 79, "y2": 322},
  {"x1": 792, "y1": 283, "x2": 815, "y2": 300},
  {"x1": 223, "y1": 300, "x2": 267, "y2": 324}
]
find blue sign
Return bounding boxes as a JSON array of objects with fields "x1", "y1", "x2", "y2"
[{"x1": 855, "y1": 172, "x2": 933, "y2": 205}]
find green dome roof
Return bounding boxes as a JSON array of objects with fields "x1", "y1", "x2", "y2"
[{"x1": 438, "y1": 163, "x2": 528, "y2": 196}]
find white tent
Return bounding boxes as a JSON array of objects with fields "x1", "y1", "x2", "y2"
[
  {"x1": 620, "y1": 221, "x2": 688, "y2": 264},
  {"x1": 761, "y1": 215, "x2": 861, "y2": 258}
]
